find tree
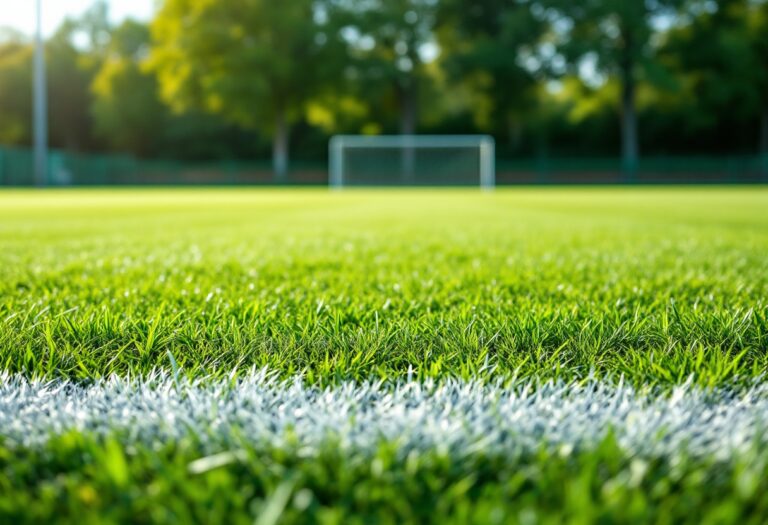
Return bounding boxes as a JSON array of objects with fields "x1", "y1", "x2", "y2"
[
  {"x1": 91, "y1": 20, "x2": 168, "y2": 156},
  {"x1": 148, "y1": 0, "x2": 339, "y2": 180},
  {"x1": 76, "y1": 0, "x2": 113, "y2": 58},
  {"x1": 326, "y1": 0, "x2": 437, "y2": 135},
  {"x1": 544, "y1": 0, "x2": 686, "y2": 175},
  {"x1": 0, "y1": 36, "x2": 32, "y2": 145},
  {"x1": 435, "y1": 0, "x2": 547, "y2": 151},
  {"x1": 0, "y1": 8, "x2": 107, "y2": 152},
  {"x1": 45, "y1": 20, "x2": 100, "y2": 152},
  {"x1": 745, "y1": 0, "x2": 768, "y2": 158},
  {"x1": 660, "y1": 0, "x2": 768, "y2": 157}
]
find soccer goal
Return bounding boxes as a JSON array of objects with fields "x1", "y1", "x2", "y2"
[{"x1": 329, "y1": 135, "x2": 495, "y2": 189}]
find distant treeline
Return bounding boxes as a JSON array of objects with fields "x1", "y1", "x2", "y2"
[{"x1": 0, "y1": 0, "x2": 766, "y2": 178}]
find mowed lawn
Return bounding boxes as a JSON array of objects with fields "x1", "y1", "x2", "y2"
[
  {"x1": 1, "y1": 187, "x2": 768, "y2": 523},
  {"x1": 1, "y1": 187, "x2": 765, "y2": 385}
]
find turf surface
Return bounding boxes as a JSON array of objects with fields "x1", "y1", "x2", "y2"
[
  {"x1": 1, "y1": 187, "x2": 767, "y2": 523},
  {"x1": 1, "y1": 188, "x2": 766, "y2": 385},
  {"x1": 3, "y1": 374, "x2": 768, "y2": 524}
]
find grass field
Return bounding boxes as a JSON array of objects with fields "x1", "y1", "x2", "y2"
[{"x1": 1, "y1": 187, "x2": 767, "y2": 523}]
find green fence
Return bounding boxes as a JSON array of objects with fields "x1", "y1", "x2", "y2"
[
  {"x1": 496, "y1": 156, "x2": 768, "y2": 184},
  {"x1": 0, "y1": 147, "x2": 327, "y2": 187},
  {"x1": 0, "y1": 146, "x2": 766, "y2": 186}
]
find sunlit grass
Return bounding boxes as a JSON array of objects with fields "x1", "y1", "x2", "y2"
[
  {"x1": 0, "y1": 187, "x2": 766, "y2": 386},
  {"x1": 1, "y1": 187, "x2": 768, "y2": 522}
]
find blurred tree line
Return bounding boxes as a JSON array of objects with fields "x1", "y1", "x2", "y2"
[{"x1": 0, "y1": 0, "x2": 766, "y2": 177}]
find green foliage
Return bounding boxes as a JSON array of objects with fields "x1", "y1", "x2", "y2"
[
  {"x1": 147, "y1": 0, "x2": 346, "y2": 176},
  {"x1": 324, "y1": 0, "x2": 438, "y2": 134},
  {"x1": 91, "y1": 21, "x2": 167, "y2": 156},
  {"x1": 435, "y1": 0, "x2": 545, "y2": 143},
  {"x1": 148, "y1": 0, "x2": 328, "y2": 128},
  {"x1": 45, "y1": 18, "x2": 102, "y2": 152},
  {"x1": 0, "y1": 37, "x2": 32, "y2": 145},
  {"x1": 660, "y1": 0, "x2": 768, "y2": 147},
  {"x1": 0, "y1": 5, "x2": 110, "y2": 153},
  {"x1": 0, "y1": 188, "x2": 765, "y2": 386},
  {"x1": 3, "y1": 1, "x2": 768, "y2": 161},
  {"x1": 542, "y1": 0, "x2": 688, "y2": 169}
]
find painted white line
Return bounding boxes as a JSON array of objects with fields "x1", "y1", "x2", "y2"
[{"x1": 2, "y1": 372, "x2": 767, "y2": 461}]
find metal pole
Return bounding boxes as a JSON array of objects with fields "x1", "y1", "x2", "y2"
[
  {"x1": 480, "y1": 137, "x2": 495, "y2": 191},
  {"x1": 329, "y1": 136, "x2": 343, "y2": 189},
  {"x1": 33, "y1": 0, "x2": 48, "y2": 187}
]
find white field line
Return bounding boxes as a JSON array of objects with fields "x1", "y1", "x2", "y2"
[{"x1": 1, "y1": 371, "x2": 767, "y2": 462}]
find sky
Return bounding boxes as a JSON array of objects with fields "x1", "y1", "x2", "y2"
[{"x1": 0, "y1": 0, "x2": 156, "y2": 37}]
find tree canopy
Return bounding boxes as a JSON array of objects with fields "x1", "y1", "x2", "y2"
[
  {"x1": 0, "y1": 0, "x2": 766, "y2": 173},
  {"x1": 147, "y1": 0, "x2": 343, "y2": 179}
]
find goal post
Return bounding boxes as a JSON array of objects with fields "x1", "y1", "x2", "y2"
[{"x1": 329, "y1": 135, "x2": 495, "y2": 190}]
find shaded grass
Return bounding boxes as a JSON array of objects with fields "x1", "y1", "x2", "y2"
[{"x1": 0, "y1": 187, "x2": 766, "y2": 386}]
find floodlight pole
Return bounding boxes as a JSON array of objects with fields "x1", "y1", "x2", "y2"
[{"x1": 33, "y1": 0, "x2": 48, "y2": 187}]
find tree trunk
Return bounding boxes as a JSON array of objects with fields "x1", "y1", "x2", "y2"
[
  {"x1": 620, "y1": 31, "x2": 639, "y2": 182},
  {"x1": 508, "y1": 118, "x2": 523, "y2": 152},
  {"x1": 273, "y1": 110, "x2": 289, "y2": 183},
  {"x1": 760, "y1": 104, "x2": 768, "y2": 156},
  {"x1": 761, "y1": 104, "x2": 768, "y2": 181},
  {"x1": 398, "y1": 79, "x2": 418, "y2": 183},
  {"x1": 399, "y1": 81, "x2": 417, "y2": 136}
]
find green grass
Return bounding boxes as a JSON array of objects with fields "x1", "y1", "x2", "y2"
[
  {"x1": 1, "y1": 187, "x2": 766, "y2": 386},
  {"x1": 3, "y1": 432, "x2": 767, "y2": 524},
  {"x1": 2, "y1": 187, "x2": 768, "y2": 524}
]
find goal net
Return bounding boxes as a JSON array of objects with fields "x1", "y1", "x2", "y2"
[{"x1": 329, "y1": 135, "x2": 495, "y2": 189}]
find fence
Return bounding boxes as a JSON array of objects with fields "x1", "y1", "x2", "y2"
[
  {"x1": 496, "y1": 156, "x2": 768, "y2": 184},
  {"x1": 1, "y1": 146, "x2": 766, "y2": 186}
]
